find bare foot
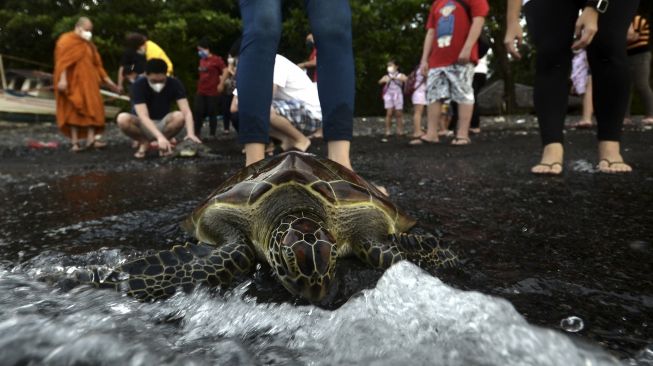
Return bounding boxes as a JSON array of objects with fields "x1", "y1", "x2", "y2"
[
  {"x1": 70, "y1": 142, "x2": 82, "y2": 153},
  {"x1": 531, "y1": 143, "x2": 564, "y2": 175},
  {"x1": 134, "y1": 143, "x2": 148, "y2": 159},
  {"x1": 597, "y1": 141, "x2": 632, "y2": 173},
  {"x1": 451, "y1": 136, "x2": 471, "y2": 146}
]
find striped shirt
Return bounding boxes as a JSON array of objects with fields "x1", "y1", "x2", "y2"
[{"x1": 627, "y1": 15, "x2": 650, "y2": 55}]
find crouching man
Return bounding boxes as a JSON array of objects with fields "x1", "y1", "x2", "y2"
[
  {"x1": 232, "y1": 54, "x2": 321, "y2": 153},
  {"x1": 117, "y1": 59, "x2": 201, "y2": 158}
]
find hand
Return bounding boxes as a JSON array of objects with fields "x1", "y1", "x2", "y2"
[
  {"x1": 381, "y1": 75, "x2": 390, "y2": 83},
  {"x1": 116, "y1": 83, "x2": 124, "y2": 94},
  {"x1": 572, "y1": 7, "x2": 599, "y2": 50},
  {"x1": 184, "y1": 134, "x2": 202, "y2": 144},
  {"x1": 157, "y1": 136, "x2": 173, "y2": 154},
  {"x1": 420, "y1": 61, "x2": 429, "y2": 77},
  {"x1": 110, "y1": 84, "x2": 122, "y2": 94},
  {"x1": 504, "y1": 19, "x2": 524, "y2": 60},
  {"x1": 457, "y1": 46, "x2": 472, "y2": 64},
  {"x1": 57, "y1": 78, "x2": 68, "y2": 92}
]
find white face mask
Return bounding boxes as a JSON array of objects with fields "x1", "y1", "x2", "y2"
[
  {"x1": 137, "y1": 47, "x2": 146, "y2": 55},
  {"x1": 80, "y1": 30, "x2": 92, "y2": 41},
  {"x1": 227, "y1": 56, "x2": 235, "y2": 65},
  {"x1": 148, "y1": 81, "x2": 165, "y2": 93}
]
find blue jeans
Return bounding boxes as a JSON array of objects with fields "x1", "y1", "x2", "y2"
[{"x1": 237, "y1": 0, "x2": 355, "y2": 144}]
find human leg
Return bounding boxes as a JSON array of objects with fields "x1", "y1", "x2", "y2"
[
  {"x1": 524, "y1": 0, "x2": 579, "y2": 174},
  {"x1": 383, "y1": 107, "x2": 393, "y2": 138},
  {"x1": 193, "y1": 95, "x2": 207, "y2": 138},
  {"x1": 117, "y1": 112, "x2": 150, "y2": 158},
  {"x1": 162, "y1": 111, "x2": 185, "y2": 139},
  {"x1": 238, "y1": 0, "x2": 283, "y2": 165},
  {"x1": 306, "y1": 0, "x2": 354, "y2": 168},
  {"x1": 269, "y1": 108, "x2": 311, "y2": 152},
  {"x1": 70, "y1": 126, "x2": 81, "y2": 152},
  {"x1": 631, "y1": 52, "x2": 653, "y2": 119},
  {"x1": 586, "y1": 0, "x2": 639, "y2": 173},
  {"x1": 412, "y1": 104, "x2": 425, "y2": 138},
  {"x1": 208, "y1": 96, "x2": 219, "y2": 136},
  {"x1": 470, "y1": 72, "x2": 486, "y2": 132}
]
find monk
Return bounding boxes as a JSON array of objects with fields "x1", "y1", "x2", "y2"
[{"x1": 54, "y1": 17, "x2": 120, "y2": 152}]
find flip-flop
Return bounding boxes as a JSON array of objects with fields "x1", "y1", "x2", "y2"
[
  {"x1": 531, "y1": 162, "x2": 563, "y2": 175},
  {"x1": 451, "y1": 137, "x2": 471, "y2": 146},
  {"x1": 641, "y1": 118, "x2": 653, "y2": 126},
  {"x1": 597, "y1": 159, "x2": 632, "y2": 174},
  {"x1": 408, "y1": 136, "x2": 439, "y2": 146}
]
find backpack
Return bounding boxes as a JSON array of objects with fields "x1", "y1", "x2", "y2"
[
  {"x1": 403, "y1": 66, "x2": 425, "y2": 98},
  {"x1": 452, "y1": 0, "x2": 492, "y2": 58}
]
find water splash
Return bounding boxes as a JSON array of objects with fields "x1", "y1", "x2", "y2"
[
  {"x1": 560, "y1": 316, "x2": 585, "y2": 333},
  {"x1": 0, "y1": 260, "x2": 625, "y2": 366}
]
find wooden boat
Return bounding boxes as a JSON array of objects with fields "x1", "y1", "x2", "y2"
[{"x1": 0, "y1": 55, "x2": 124, "y2": 122}]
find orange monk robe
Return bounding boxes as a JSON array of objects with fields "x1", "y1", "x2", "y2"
[{"x1": 54, "y1": 31, "x2": 109, "y2": 138}]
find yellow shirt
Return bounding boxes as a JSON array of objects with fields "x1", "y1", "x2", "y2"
[{"x1": 145, "y1": 40, "x2": 174, "y2": 75}]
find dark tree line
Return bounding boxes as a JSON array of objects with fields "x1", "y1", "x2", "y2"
[{"x1": 0, "y1": 0, "x2": 650, "y2": 115}]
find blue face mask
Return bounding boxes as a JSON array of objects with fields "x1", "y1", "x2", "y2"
[{"x1": 198, "y1": 50, "x2": 208, "y2": 59}]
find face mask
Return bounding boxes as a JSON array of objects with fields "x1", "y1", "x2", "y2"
[
  {"x1": 148, "y1": 81, "x2": 165, "y2": 93},
  {"x1": 137, "y1": 47, "x2": 146, "y2": 55},
  {"x1": 198, "y1": 50, "x2": 208, "y2": 59},
  {"x1": 306, "y1": 40, "x2": 314, "y2": 49},
  {"x1": 227, "y1": 56, "x2": 235, "y2": 65},
  {"x1": 80, "y1": 30, "x2": 92, "y2": 41},
  {"x1": 387, "y1": 66, "x2": 396, "y2": 74}
]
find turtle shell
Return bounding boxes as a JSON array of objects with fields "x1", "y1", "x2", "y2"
[{"x1": 189, "y1": 152, "x2": 416, "y2": 232}]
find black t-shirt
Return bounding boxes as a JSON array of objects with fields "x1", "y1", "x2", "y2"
[
  {"x1": 120, "y1": 49, "x2": 146, "y2": 75},
  {"x1": 131, "y1": 77, "x2": 186, "y2": 120}
]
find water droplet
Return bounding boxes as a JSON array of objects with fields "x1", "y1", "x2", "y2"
[{"x1": 560, "y1": 316, "x2": 584, "y2": 332}]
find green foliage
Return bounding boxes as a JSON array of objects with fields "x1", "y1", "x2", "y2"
[{"x1": 0, "y1": 0, "x2": 647, "y2": 115}]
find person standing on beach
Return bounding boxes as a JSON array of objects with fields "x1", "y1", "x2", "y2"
[
  {"x1": 237, "y1": 0, "x2": 355, "y2": 170},
  {"x1": 54, "y1": 16, "x2": 120, "y2": 152},
  {"x1": 505, "y1": 0, "x2": 638, "y2": 174}
]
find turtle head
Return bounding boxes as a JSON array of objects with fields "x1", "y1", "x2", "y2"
[{"x1": 268, "y1": 214, "x2": 337, "y2": 302}]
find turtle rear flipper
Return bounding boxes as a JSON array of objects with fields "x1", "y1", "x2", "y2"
[
  {"x1": 353, "y1": 234, "x2": 457, "y2": 270},
  {"x1": 77, "y1": 241, "x2": 256, "y2": 301}
]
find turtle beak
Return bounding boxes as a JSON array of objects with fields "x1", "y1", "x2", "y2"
[{"x1": 279, "y1": 240, "x2": 336, "y2": 303}]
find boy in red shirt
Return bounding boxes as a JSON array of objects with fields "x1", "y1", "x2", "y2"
[
  {"x1": 410, "y1": 0, "x2": 489, "y2": 146},
  {"x1": 194, "y1": 38, "x2": 226, "y2": 138}
]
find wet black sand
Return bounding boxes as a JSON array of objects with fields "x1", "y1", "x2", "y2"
[{"x1": 0, "y1": 118, "x2": 651, "y2": 359}]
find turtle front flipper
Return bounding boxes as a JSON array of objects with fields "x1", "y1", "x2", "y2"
[
  {"x1": 353, "y1": 234, "x2": 458, "y2": 270},
  {"x1": 77, "y1": 241, "x2": 256, "y2": 301}
]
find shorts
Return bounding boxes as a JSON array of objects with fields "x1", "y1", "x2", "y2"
[
  {"x1": 383, "y1": 90, "x2": 404, "y2": 110},
  {"x1": 272, "y1": 99, "x2": 322, "y2": 135},
  {"x1": 135, "y1": 112, "x2": 175, "y2": 140},
  {"x1": 411, "y1": 84, "x2": 427, "y2": 106},
  {"x1": 427, "y1": 64, "x2": 475, "y2": 105}
]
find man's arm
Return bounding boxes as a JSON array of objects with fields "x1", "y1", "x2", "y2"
[
  {"x1": 459, "y1": 17, "x2": 485, "y2": 64},
  {"x1": 420, "y1": 29, "x2": 435, "y2": 76},
  {"x1": 176, "y1": 98, "x2": 201, "y2": 143},
  {"x1": 298, "y1": 58, "x2": 317, "y2": 69}
]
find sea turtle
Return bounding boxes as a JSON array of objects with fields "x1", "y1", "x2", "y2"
[{"x1": 80, "y1": 151, "x2": 456, "y2": 302}]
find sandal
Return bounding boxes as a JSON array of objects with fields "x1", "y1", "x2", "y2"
[
  {"x1": 409, "y1": 136, "x2": 439, "y2": 146},
  {"x1": 88, "y1": 140, "x2": 107, "y2": 149},
  {"x1": 597, "y1": 159, "x2": 632, "y2": 174},
  {"x1": 531, "y1": 162, "x2": 563, "y2": 175},
  {"x1": 641, "y1": 117, "x2": 653, "y2": 126},
  {"x1": 451, "y1": 137, "x2": 471, "y2": 146}
]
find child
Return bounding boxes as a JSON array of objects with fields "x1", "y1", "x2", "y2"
[
  {"x1": 410, "y1": 0, "x2": 489, "y2": 146},
  {"x1": 379, "y1": 60, "x2": 408, "y2": 142},
  {"x1": 194, "y1": 38, "x2": 226, "y2": 139}
]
